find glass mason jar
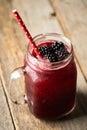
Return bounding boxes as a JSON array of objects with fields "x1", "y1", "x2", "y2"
[{"x1": 10, "y1": 33, "x2": 77, "y2": 120}]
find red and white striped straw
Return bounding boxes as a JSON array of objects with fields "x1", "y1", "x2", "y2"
[{"x1": 12, "y1": 9, "x2": 41, "y2": 58}]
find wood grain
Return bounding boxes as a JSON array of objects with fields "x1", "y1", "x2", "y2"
[
  {"x1": 0, "y1": 78, "x2": 14, "y2": 130},
  {"x1": 49, "y1": 0, "x2": 87, "y2": 81},
  {"x1": 0, "y1": 0, "x2": 87, "y2": 130}
]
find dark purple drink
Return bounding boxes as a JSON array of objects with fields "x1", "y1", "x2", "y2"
[{"x1": 24, "y1": 33, "x2": 77, "y2": 119}]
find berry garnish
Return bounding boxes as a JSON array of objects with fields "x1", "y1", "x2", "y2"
[
  {"x1": 38, "y1": 41, "x2": 69, "y2": 62},
  {"x1": 46, "y1": 53, "x2": 58, "y2": 62},
  {"x1": 38, "y1": 45, "x2": 53, "y2": 56}
]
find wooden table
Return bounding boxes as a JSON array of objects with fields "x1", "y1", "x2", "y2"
[{"x1": 0, "y1": 0, "x2": 87, "y2": 130}]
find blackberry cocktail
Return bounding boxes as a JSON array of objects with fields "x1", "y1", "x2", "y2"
[
  {"x1": 12, "y1": 10, "x2": 77, "y2": 119},
  {"x1": 24, "y1": 33, "x2": 77, "y2": 119}
]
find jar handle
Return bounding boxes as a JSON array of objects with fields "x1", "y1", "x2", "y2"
[{"x1": 9, "y1": 66, "x2": 27, "y2": 105}]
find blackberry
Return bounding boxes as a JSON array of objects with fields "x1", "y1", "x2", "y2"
[
  {"x1": 57, "y1": 51, "x2": 64, "y2": 61},
  {"x1": 46, "y1": 53, "x2": 58, "y2": 62},
  {"x1": 62, "y1": 49, "x2": 69, "y2": 57},
  {"x1": 51, "y1": 41, "x2": 60, "y2": 52},
  {"x1": 44, "y1": 46, "x2": 53, "y2": 54},
  {"x1": 59, "y1": 41, "x2": 64, "y2": 48},
  {"x1": 38, "y1": 45, "x2": 53, "y2": 56},
  {"x1": 38, "y1": 41, "x2": 69, "y2": 63},
  {"x1": 38, "y1": 46, "x2": 46, "y2": 56}
]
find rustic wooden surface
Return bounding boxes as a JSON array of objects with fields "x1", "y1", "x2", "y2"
[{"x1": 0, "y1": 0, "x2": 87, "y2": 130}]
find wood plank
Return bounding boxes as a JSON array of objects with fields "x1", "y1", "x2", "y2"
[
  {"x1": 0, "y1": 0, "x2": 87, "y2": 130},
  {"x1": 0, "y1": 78, "x2": 14, "y2": 130},
  {"x1": 49, "y1": 0, "x2": 87, "y2": 81},
  {"x1": 12, "y1": 0, "x2": 63, "y2": 36}
]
